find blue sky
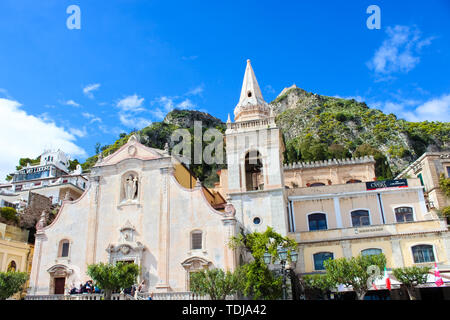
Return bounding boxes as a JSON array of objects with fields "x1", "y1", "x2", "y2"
[{"x1": 0, "y1": 0, "x2": 449, "y2": 180}]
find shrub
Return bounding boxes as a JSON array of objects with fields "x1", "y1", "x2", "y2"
[
  {"x1": 0, "y1": 271, "x2": 28, "y2": 300},
  {"x1": 0, "y1": 207, "x2": 19, "y2": 224}
]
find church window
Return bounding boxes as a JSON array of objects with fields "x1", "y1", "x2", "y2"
[
  {"x1": 412, "y1": 245, "x2": 435, "y2": 263},
  {"x1": 59, "y1": 240, "x2": 70, "y2": 257},
  {"x1": 395, "y1": 207, "x2": 414, "y2": 223},
  {"x1": 253, "y1": 217, "x2": 261, "y2": 225},
  {"x1": 191, "y1": 231, "x2": 203, "y2": 250},
  {"x1": 247, "y1": 91, "x2": 252, "y2": 98},
  {"x1": 351, "y1": 210, "x2": 370, "y2": 227},
  {"x1": 308, "y1": 213, "x2": 327, "y2": 231},
  {"x1": 244, "y1": 151, "x2": 263, "y2": 191}
]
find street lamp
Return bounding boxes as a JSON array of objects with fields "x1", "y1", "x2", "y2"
[{"x1": 263, "y1": 247, "x2": 299, "y2": 300}]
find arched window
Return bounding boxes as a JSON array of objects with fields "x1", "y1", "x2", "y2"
[
  {"x1": 395, "y1": 207, "x2": 414, "y2": 223},
  {"x1": 309, "y1": 182, "x2": 325, "y2": 187},
  {"x1": 346, "y1": 179, "x2": 362, "y2": 184},
  {"x1": 7, "y1": 260, "x2": 16, "y2": 272},
  {"x1": 412, "y1": 245, "x2": 435, "y2": 263},
  {"x1": 361, "y1": 248, "x2": 382, "y2": 256},
  {"x1": 308, "y1": 213, "x2": 327, "y2": 231},
  {"x1": 59, "y1": 240, "x2": 70, "y2": 258},
  {"x1": 313, "y1": 252, "x2": 334, "y2": 270},
  {"x1": 351, "y1": 210, "x2": 370, "y2": 227},
  {"x1": 191, "y1": 231, "x2": 203, "y2": 250},
  {"x1": 245, "y1": 151, "x2": 263, "y2": 191}
]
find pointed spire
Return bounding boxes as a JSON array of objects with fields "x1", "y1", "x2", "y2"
[
  {"x1": 227, "y1": 113, "x2": 231, "y2": 123},
  {"x1": 234, "y1": 59, "x2": 270, "y2": 122},
  {"x1": 237, "y1": 59, "x2": 265, "y2": 109}
]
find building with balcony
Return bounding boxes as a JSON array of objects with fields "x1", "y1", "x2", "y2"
[
  {"x1": 396, "y1": 152, "x2": 450, "y2": 211},
  {"x1": 0, "y1": 149, "x2": 88, "y2": 209}
]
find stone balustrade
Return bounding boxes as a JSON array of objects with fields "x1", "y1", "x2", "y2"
[{"x1": 25, "y1": 292, "x2": 218, "y2": 300}]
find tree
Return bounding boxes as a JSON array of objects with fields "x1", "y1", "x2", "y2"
[
  {"x1": 301, "y1": 273, "x2": 335, "y2": 300},
  {"x1": 328, "y1": 144, "x2": 351, "y2": 160},
  {"x1": 354, "y1": 144, "x2": 393, "y2": 180},
  {"x1": 298, "y1": 135, "x2": 329, "y2": 162},
  {"x1": 190, "y1": 268, "x2": 242, "y2": 300},
  {"x1": 68, "y1": 159, "x2": 80, "y2": 171},
  {"x1": 0, "y1": 207, "x2": 19, "y2": 225},
  {"x1": 0, "y1": 271, "x2": 28, "y2": 300},
  {"x1": 324, "y1": 253, "x2": 386, "y2": 300},
  {"x1": 86, "y1": 262, "x2": 140, "y2": 300},
  {"x1": 229, "y1": 227, "x2": 298, "y2": 300},
  {"x1": 392, "y1": 266, "x2": 430, "y2": 300}
]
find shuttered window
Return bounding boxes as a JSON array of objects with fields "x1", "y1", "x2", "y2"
[{"x1": 191, "y1": 232, "x2": 202, "y2": 250}]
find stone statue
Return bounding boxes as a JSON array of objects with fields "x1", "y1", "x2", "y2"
[
  {"x1": 125, "y1": 175, "x2": 138, "y2": 200},
  {"x1": 64, "y1": 190, "x2": 71, "y2": 201},
  {"x1": 36, "y1": 211, "x2": 46, "y2": 231}
]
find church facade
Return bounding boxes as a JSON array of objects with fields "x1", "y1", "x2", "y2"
[{"x1": 28, "y1": 136, "x2": 237, "y2": 295}]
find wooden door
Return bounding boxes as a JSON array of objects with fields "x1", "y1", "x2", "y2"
[{"x1": 54, "y1": 277, "x2": 65, "y2": 294}]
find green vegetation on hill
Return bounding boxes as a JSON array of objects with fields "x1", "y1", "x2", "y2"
[
  {"x1": 81, "y1": 109, "x2": 227, "y2": 188},
  {"x1": 7, "y1": 88, "x2": 449, "y2": 185},
  {"x1": 273, "y1": 87, "x2": 449, "y2": 178}
]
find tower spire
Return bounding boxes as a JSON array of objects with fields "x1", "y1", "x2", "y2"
[{"x1": 234, "y1": 59, "x2": 270, "y2": 122}]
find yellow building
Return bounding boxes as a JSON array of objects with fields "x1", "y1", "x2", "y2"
[
  {"x1": 0, "y1": 222, "x2": 33, "y2": 299},
  {"x1": 396, "y1": 152, "x2": 450, "y2": 211},
  {"x1": 283, "y1": 158, "x2": 450, "y2": 298}
]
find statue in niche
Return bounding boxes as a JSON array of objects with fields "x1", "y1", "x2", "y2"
[{"x1": 124, "y1": 174, "x2": 138, "y2": 201}]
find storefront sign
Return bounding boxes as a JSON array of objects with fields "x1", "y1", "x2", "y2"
[
  {"x1": 366, "y1": 179, "x2": 408, "y2": 190},
  {"x1": 18, "y1": 165, "x2": 51, "y2": 175}
]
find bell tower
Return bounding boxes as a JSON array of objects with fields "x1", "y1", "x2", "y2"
[{"x1": 225, "y1": 60, "x2": 288, "y2": 235}]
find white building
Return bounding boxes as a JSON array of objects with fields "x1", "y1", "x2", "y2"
[{"x1": 0, "y1": 150, "x2": 88, "y2": 209}]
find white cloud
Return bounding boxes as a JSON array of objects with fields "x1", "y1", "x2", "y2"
[
  {"x1": 0, "y1": 98, "x2": 86, "y2": 182},
  {"x1": 370, "y1": 94, "x2": 450, "y2": 122},
  {"x1": 119, "y1": 114, "x2": 152, "y2": 129},
  {"x1": 367, "y1": 25, "x2": 433, "y2": 77},
  {"x1": 150, "y1": 96, "x2": 197, "y2": 120},
  {"x1": 115, "y1": 94, "x2": 151, "y2": 128},
  {"x1": 69, "y1": 127, "x2": 87, "y2": 138},
  {"x1": 83, "y1": 83, "x2": 101, "y2": 99},
  {"x1": 64, "y1": 99, "x2": 81, "y2": 107},
  {"x1": 116, "y1": 94, "x2": 145, "y2": 112},
  {"x1": 82, "y1": 112, "x2": 102, "y2": 124},
  {"x1": 405, "y1": 94, "x2": 450, "y2": 122},
  {"x1": 186, "y1": 85, "x2": 204, "y2": 96}
]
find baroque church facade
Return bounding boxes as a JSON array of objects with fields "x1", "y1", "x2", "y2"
[{"x1": 28, "y1": 60, "x2": 450, "y2": 297}]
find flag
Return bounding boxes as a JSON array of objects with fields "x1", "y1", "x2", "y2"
[
  {"x1": 384, "y1": 267, "x2": 391, "y2": 291},
  {"x1": 435, "y1": 263, "x2": 444, "y2": 287},
  {"x1": 372, "y1": 282, "x2": 378, "y2": 290}
]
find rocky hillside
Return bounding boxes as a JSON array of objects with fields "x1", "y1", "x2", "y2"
[
  {"x1": 79, "y1": 88, "x2": 449, "y2": 183},
  {"x1": 272, "y1": 85, "x2": 450, "y2": 178}
]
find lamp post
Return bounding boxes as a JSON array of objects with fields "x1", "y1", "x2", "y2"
[{"x1": 263, "y1": 247, "x2": 298, "y2": 300}]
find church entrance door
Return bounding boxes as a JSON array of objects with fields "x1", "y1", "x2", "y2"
[{"x1": 54, "y1": 277, "x2": 65, "y2": 294}]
